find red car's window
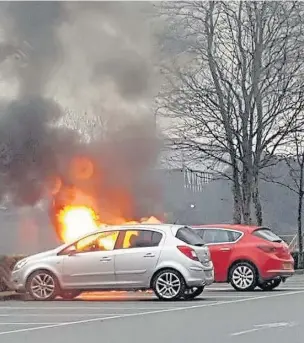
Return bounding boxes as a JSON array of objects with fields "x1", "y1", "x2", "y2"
[
  {"x1": 252, "y1": 228, "x2": 282, "y2": 243},
  {"x1": 199, "y1": 229, "x2": 242, "y2": 244}
]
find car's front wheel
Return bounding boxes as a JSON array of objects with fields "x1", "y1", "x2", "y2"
[
  {"x1": 230, "y1": 262, "x2": 257, "y2": 291},
  {"x1": 258, "y1": 278, "x2": 281, "y2": 291},
  {"x1": 182, "y1": 286, "x2": 204, "y2": 300},
  {"x1": 26, "y1": 270, "x2": 59, "y2": 301},
  {"x1": 152, "y1": 269, "x2": 186, "y2": 301}
]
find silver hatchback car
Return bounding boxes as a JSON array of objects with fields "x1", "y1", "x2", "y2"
[{"x1": 11, "y1": 224, "x2": 214, "y2": 301}]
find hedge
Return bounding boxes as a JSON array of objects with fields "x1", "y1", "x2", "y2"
[
  {"x1": 291, "y1": 251, "x2": 301, "y2": 269},
  {"x1": 0, "y1": 255, "x2": 27, "y2": 292}
]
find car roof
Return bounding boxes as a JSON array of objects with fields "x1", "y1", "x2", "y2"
[
  {"x1": 67, "y1": 223, "x2": 187, "y2": 243},
  {"x1": 96, "y1": 223, "x2": 179, "y2": 232},
  {"x1": 192, "y1": 224, "x2": 262, "y2": 233}
]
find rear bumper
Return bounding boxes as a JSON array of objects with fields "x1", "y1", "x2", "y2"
[
  {"x1": 264, "y1": 269, "x2": 295, "y2": 279},
  {"x1": 259, "y1": 257, "x2": 295, "y2": 281},
  {"x1": 186, "y1": 264, "x2": 214, "y2": 287}
]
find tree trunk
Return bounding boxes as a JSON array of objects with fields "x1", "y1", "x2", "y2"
[
  {"x1": 241, "y1": 166, "x2": 252, "y2": 224},
  {"x1": 232, "y1": 187, "x2": 242, "y2": 224},
  {"x1": 297, "y1": 164, "x2": 304, "y2": 269},
  {"x1": 232, "y1": 167, "x2": 242, "y2": 224},
  {"x1": 252, "y1": 175, "x2": 263, "y2": 226}
]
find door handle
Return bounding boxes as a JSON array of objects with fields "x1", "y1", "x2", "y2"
[
  {"x1": 220, "y1": 247, "x2": 231, "y2": 251},
  {"x1": 143, "y1": 253, "x2": 155, "y2": 258},
  {"x1": 100, "y1": 257, "x2": 111, "y2": 262}
]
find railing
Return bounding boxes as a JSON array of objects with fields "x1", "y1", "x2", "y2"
[
  {"x1": 285, "y1": 234, "x2": 304, "y2": 252},
  {"x1": 184, "y1": 169, "x2": 214, "y2": 192}
]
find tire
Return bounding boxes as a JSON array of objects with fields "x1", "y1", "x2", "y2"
[
  {"x1": 60, "y1": 290, "x2": 82, "y2": 300},
  {"x1": 26, "y1": 270, "x2": 59, "y2": 301},
  {"x1": 152, "y1": 269, "x2": 186, "y2": 301},
  {"x1": 258, "y1": 278, "x2": 281, "y2": 291},
  {"x1": 230, "y1": 262, "x2": 257, "y2": 291},
  {"x1": 182, "y1": 286, "x2": 204, "y2": 300}
]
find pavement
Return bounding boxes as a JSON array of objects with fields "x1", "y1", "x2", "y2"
[{"x1": 0, "y1": 275, "x2": 304, "y2": 343}]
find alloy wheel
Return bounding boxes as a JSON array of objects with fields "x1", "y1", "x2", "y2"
[
  {"x1": 232, "y1": 265, "x2": 254, "y2": 290},
  {"x1": 155, "y1": 272, "x2": 181, "y2": 299},
  {"x1": 30, "y1": 272, "x2": 56, "y2": 300}
]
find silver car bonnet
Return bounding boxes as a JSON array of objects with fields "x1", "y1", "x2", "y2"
[{"x1": 25, "y1": 249, "x2": 58, "y2": 262}]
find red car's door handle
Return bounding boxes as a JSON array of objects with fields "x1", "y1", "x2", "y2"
[{"x1": 220, "y1": 247, "x2": 231, "y2": 251}]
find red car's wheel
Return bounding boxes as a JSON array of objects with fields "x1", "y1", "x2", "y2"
[{"x1": 230, "y1": 262, "x2": 257, "y2": 291}]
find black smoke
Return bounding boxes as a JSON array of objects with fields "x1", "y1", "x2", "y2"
[{"x1": 0, "y1": 1, "x2": 163, "y2": 233}]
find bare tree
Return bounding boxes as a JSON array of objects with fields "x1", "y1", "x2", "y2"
[
  {"x1": 157, "y1": 1, "x2": 304, "y2": 224},
  {"x1": 262, "y1": 130, "x2": 304, "y2": 268}
]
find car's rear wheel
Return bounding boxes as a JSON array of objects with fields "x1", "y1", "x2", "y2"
[
  {"x1": 26, "y1": 270, "x2": 59, "y2": 301},
  {"x1": 258, "y1": 278, "x2": 281, "y2": 291},
  {"x1": 60, "y1": 290, "x2": 82, "y2": 300},
  {"x1": 230, "y1": 262, "x2": 257, "y2": 291},
  {"x1": 182, "y1": 286, "x2": 204, "y2": 300},
  {"x1": 152, "y1": 269, "x2": 186, "y2": 301}
]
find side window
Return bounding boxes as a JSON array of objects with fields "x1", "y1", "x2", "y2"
[
  {"x1": 196, "y1": 229, "x2": 205, "y2": 239},
  {"x1": 176, "y1": 226, "x2": 205, "y2": 245},
  {"x1": 119, "y1": 230, "x2": 163, "y2": 249},
  {"x1": 74, "y1": 231, "x2": 119, "y2": 253},
  {"x1": 230, "y1": 231, "x2": 242, "y2": 242},
  {"x1": 203, "y1": 229, "x2": 230, "y2": 244}
]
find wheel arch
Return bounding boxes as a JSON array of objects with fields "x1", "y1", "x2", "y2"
[
  {"x1": 25, "y1": 267, "x2": 62, "y2": 289},
  {"x1": 149, "y1": 266, "x2": 185, "y2": 289},
  {"x1": 227, "y1": 259, "x2": 260, "y2": 282}
]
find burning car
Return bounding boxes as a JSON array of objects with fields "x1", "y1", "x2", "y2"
[{"x1": 10, "y1": 224, "x2": 214, "y2": 301}]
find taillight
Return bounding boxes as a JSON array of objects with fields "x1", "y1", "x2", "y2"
[
  {"x1": 257, "y1": 245, "x2": 277, "y2": 253},
  {"x1": 177, "y1": 245, "x2": 199, "y2": 261}
]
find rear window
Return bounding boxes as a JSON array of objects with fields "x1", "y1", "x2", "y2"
[
  {"x1": 252, "y1": 228, "x2": 282, "y2": 242},
  {"x1": 176, "y1": 226, "x2": 205, "y2": 246}
]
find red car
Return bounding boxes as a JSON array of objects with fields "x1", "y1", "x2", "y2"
[{"x1": 192, "y1": 224, "x2": 295, "y2": 291}]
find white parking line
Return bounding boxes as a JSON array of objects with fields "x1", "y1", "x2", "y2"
[
  {"x1": 207, "y1": 287, "x2": 304, "y2": 291},
  {"x1": 231, "y1": 322, "x2": 298, "y2": 336},
  {"x1": 0, "y1": 289, "x2": 303, "y2": 336},
  {"x1": 0, "y1": 323, "x2": 60, "y2": 325},
  {"x1": 0, "y1": 306, "x2": 174, "y2": 311},
  {"x1": 0, "y1": 313, "x2": 133, "y2": 317}
]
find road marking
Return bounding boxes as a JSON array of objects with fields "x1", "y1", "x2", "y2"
[
  {"x1": 0, "y1": 323, "x2": 60, "y2": 325},
  {"x1": 0, "y1": 289, "x2": 303, "y2": 336},
  {"x1": 231, "y1": 322, "x2": 298, "y2": 336},
  {"x1": 0, "y1": 306, "x2": 174, "y2": 311},
  {"x1": 207, "y1": 287, "x2": 304, "y2": 291},
  {"x1": 0, "y1": 313, "x2": 132, "y2": 317}
]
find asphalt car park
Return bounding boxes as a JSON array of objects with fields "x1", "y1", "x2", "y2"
[{"x1": 1, "y1": 276, "x2": 304, "y2": 343}]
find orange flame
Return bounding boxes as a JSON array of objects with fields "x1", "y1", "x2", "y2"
[{"x1": 57, "y1": 205, "x2": 161, "y2": 244}]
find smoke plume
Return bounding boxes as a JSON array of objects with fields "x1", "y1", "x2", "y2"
[{"x1": 0, "y1": 1, "x2": 163, "y2": 233}]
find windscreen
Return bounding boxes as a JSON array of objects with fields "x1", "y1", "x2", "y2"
[
  {"x1": 252, "y1": 228, "x2": 282, "y2": 243},
  {"x1": 176, "y1": 226, "x2": 205, "y2": 246}
]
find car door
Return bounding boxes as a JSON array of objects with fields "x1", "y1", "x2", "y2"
[
  {"x1": 198, "y1": 229, "x2": 235, "y2": 282},
  {"x1": 113, "y1": 229, "x2": 163, "y2": 287},
  {"x1": 61, "y1": 230, "x2": 119, "y2": 289}
]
